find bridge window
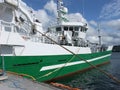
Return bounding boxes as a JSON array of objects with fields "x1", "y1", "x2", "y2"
[
  {"x1": 5, "y1": 27, "x2": 11, "y2": 32},
  {"x1": 69, "y1": 27, "x2": 73, "y2": 31},
  {"x1": 2, "y1": 7, "x2": 13, "y2": 22},
  {"x1": 64, "y1": 26, "x2": 68, "y2": 31},
  {"x1": 74, "y1": 27, "x2": 79, "y2": 31},
  {"x1": 80, "y1": 27, "x2": 87, "y2": 32},
  {"x1": 56, "y1": 27, "x2": 61, "y2": 31}
]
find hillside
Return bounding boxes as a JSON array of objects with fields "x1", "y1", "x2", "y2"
[{"x1": 112, "y1": 45, "x2": 120, "y2": 52}]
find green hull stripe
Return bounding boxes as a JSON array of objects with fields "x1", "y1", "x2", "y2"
[
  {"x1": 40, "y1": 54, "x2": 111, "y2": 71},
  {"x1": 0, "y1": 50, "x2": 112, "y2": 82}
]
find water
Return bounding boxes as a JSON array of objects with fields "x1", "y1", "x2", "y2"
[{"x1": 55, "y1": 53, "x2": 120, "y2": 90}]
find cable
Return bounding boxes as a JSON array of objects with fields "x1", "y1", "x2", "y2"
[
  {"x1": 36, "y1": 54, "x2": 76, "y2": 80},
  {"x1": 82, "y1": 0, "x2": 85, "y2": 17},
  {"x1": 6, "y1": 71, "x2": 36, "y2": 81},
  {"x1": 36, "y1": 30, "x2": 120, "y2": 84}
]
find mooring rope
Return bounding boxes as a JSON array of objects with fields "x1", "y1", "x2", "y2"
[
  {"x1": 36, "y1": 47, "x2": 80, "y2": 80},
  {"x1": 36, "y1": 53, "x2": 76, "y2": 80},
  {"x1": 6, "y1": 71, "x2": 36, "y2": 81},
  {"x1": 36, "y1": 30, "x2": 120, "y2": 84}
]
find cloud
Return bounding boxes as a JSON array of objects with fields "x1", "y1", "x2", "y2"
[
  {"x1": 100, "y1": 0, "x2": 120, "y2": 19},
  {"x1": 87, "y1": 20, "x2": 120, "y2": 45},
  {"x1": 67, "y1": 13, "x2": 87, "y2": 23},
  {"x1": 33, "y1": 0, "x2": 57, "y2": 28},
  {"x1": 99, "y1": 0, "x2": 120, "y2": 45},
  {"x1": 34, "y1": 0, "x2": 87, "y2": 28},
  {"x1": 102, "y1": 32, "x2": 120, "y2": 45},
  {"x1": 44, "y1": 0, "x2": 57, "y2": 17},
  {"x1": 89, "y1": 20, "x2": 97, "y2": 27},
  {"x1": 32, "y1": 0, "x2": 120, "y2": 45},
  {"x1": 101, "y1": 19, "x2": 120, "y2": 30},
  {"x1": 34, "y1": 10, "x2": 50, "y2": 26},
  {"x1": 96, "y1": 19, "x2": 120, "y2": 45}
]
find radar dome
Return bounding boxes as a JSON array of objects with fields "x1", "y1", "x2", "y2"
[
  {"x1": 62, "y1": 7, "x2": 68, "y2": 14},
  {"x1": 62, "y1": 7, "x2": 68, "y2": 13}
]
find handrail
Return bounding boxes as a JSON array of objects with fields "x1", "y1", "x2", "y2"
[
  {"x1": 0, "y1": 20, "x2": 12, "y2": 26},
  {"x1": 0, "y1": 20, "x2": 15, "y2": 30}
]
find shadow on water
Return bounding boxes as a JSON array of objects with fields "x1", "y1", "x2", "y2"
[{"x1": 55, "y1": 52, "x2": 120, "y2": 90}]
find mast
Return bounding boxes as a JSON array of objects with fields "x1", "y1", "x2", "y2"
[
  {"x1": 98, "y1": 24, "x2": 101, "y2": 46},
  {"x1": 57, "y1": 0, "x2": 69, "y2": 25}
]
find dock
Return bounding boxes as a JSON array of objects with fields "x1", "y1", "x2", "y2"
[{"x1": 0, "y1": 74, "x2": 62, "y2": 90}]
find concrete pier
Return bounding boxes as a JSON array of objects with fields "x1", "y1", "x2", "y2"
[{"x1": 0, "y1": 74, "x2": 61, "y2": 90}]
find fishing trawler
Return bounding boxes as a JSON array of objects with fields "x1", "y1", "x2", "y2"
[{"x1": 0, "y1": 0, "x2": 112, "y2": 82}]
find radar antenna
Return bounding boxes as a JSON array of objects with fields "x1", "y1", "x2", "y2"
[{"x1": 98, "y1": 23, "x2": 102, "y2": 46}]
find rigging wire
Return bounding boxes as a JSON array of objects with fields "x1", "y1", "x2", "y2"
[
  {"x1": 36, "y1": 30, "x2": 120, "y2": 84},
  {"x1": 82, "y1": 0, "x2": 85, "y2": 16}
]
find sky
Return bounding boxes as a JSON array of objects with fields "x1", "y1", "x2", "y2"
[{"x1": 23, "y1": 0, "x2": 120, "y2": 45}]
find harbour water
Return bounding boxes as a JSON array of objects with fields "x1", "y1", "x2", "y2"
[{"x1": 55, "y1": 53, "x2": 120, "y2": 90}]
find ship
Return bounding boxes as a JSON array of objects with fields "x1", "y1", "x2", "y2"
[{"x1": 0, "y1": 0, "x2": 113, "y2": 82}]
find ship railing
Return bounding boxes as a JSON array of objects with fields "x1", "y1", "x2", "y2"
[
  {"x1": 31, "y1": 34, "x2": 56, "y2": 44},
  {"x1": 31, "y1": 35, "x2": 44, "y2": 43},
  {"x1": 0, "y1": 20, "x2": 15, "y2": 32},
  {"x1": 0, "y1": 20, "x2": 32, "y2": 40},
  {"x1": 0, "y1": 21, "x2": 55, "y2": 43},
  {"x1": 0, "y1": 20, "x2": 15, "y2": 42}
]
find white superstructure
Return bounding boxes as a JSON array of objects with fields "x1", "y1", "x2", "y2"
[{"x1": 0, "y1": 0, "x2": 109, "y2": 57}]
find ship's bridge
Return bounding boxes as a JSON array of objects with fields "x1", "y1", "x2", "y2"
[
  {"x1": 49, "y1": 21, "x2": 88, "y2": 45},
  {"x1": 56, "y1": 21, "x2": 88, "y2": 39}
]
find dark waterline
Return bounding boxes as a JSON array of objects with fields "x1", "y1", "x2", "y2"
[{"x1": 55, "y1": 53, "x2": 120, "y2": 90}]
